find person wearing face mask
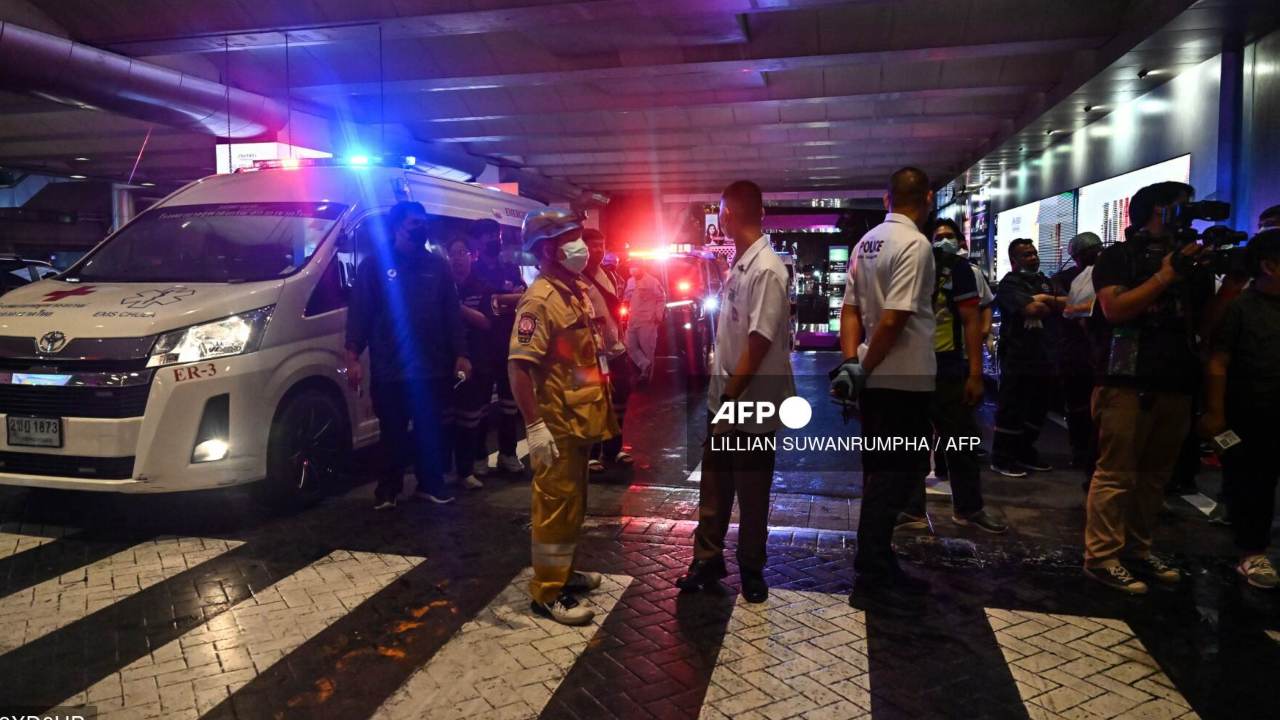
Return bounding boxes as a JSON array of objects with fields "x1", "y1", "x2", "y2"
[
  {"x1": 933, "y1": 219, "x2": 995, "y2": 345},
  {"x1": 468, "y1": 219, "x2": 527, "y2": 474},
  {"x1": 345, "y1": 201, "x2": 471, "y2": 510},
  {"x1": 1050, "y1": 232, "x2": 1104, "y2": 480},
  {"x1": 896, "y1": 220, "x2": 1007, "y2": 534},
  {"x1": 624, "y1": 261, "x2": 666, "y2": 384},
  {"x1": 446, "y1": 234, "x2": 498, "y2": 491},
  {"x1": 508, "y1": 208, "x2": 618, "y2": 626},
  {"x1": 991, "y1": 239, "x2": 1065, "y2": 477}
]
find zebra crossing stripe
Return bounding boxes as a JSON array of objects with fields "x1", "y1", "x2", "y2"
[
  {"x1": 59, "y1": 549, "x2": 423, "y2": 720},
  {"x1": 0, "y1": 536, "x2": 243, "y2": 655},
  {"x1": 985, "y1": 608, "x2": 1199, "y2": 719},
  {"x1": 701, "y1": 590, "x2": 872, "y2": 720},
  {"x1": 372, "y1": 568, "x2": 631, "y2": 720}
]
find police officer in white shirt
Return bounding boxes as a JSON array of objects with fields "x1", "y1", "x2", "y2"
[
  {"x1": 677, "y1": 180, "x2": 795, "y2": 604},
  {"x1": 833, "y1": 167, "x2": 937, "y2": 611}
]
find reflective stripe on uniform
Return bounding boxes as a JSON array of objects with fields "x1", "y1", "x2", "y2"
[{"x1": 531, "y1": 541, "x2": 576, "y2": 568}]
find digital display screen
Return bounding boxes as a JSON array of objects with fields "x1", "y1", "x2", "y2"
[{"x1": 1077, "y1": 155, "x2": 1191, "y2": 246}]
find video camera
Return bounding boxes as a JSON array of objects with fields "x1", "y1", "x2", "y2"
[{"x1": 1169, "y1": 200, "x2": 1250, "y2": 276}]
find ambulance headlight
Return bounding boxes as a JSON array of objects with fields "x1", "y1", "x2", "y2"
[{"x1": 148, "y1": 307, "x2": 274, "y2": 368}]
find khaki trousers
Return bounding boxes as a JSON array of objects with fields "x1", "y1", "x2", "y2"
[
  {"x1": 1083, "y1": 387, "x2": 1191, "y2": 568},
  {"x1": 530, "y1": 439, "x2": 591, "y2": 604}
]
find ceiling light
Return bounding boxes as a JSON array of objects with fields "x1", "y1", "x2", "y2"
[
  {"x1": 1137, "y1": 68, "x2": 1150, "y2": 79},
  {"x1": 73, "y1": 156, "x2": 90, "y2": 161},
  {"x1": 1083, "y1": 105, "x2": 1094, "y2": 113},
  {"x1": 1088, "y1": 125, "x2": 1114, "y2": 138},
  {"x1": 69, "y1": 174, "x2": 86, "y2": 179},
  {"x1": 140, "y1": 181, "x2": 156, "y2": 187}
]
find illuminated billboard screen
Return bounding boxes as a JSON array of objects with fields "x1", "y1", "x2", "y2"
[
  {"x1": 994, "y1": 192, "x2": 1076, "y2": 279},
  {"x1": 1077, "y1": 154, "x2": 1191, "y2": 246}
]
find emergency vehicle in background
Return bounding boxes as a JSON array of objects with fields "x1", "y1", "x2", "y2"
[
  {"x1": 0, "y1": 158, "x2": 542, "y2": 507},
  {"x1": 620, "y1": 249, "x2": 726, "y2": 377}
]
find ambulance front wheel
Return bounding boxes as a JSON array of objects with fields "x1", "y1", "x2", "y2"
[{"x1": 258, "y1": 388, "x2": 351, "y2": 511}]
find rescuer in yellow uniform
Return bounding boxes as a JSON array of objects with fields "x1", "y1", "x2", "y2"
[{"x1": 508, "y1": 208, "x2": 619, "y2": 626}]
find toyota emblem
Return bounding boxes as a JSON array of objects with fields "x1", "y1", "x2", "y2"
[{"x1": 38, "y1": 331, "x2": 67, "y2": 354}]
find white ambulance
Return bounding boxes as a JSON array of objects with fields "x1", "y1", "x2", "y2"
[{"x1": 0, "y1": 159, "x2": 542, "y2": 506}]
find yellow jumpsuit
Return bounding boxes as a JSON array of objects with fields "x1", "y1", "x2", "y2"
[{"x1": 509, "y1": 274, "x2": 619, "y2": 604}]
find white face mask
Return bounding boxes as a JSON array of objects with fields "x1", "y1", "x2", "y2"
[
  {"x1": 558, "y1": 239, "x2": 590, "y2": 275},
  {"x1": 957, "y1": 246, "x2": 970, "y2": 258}
]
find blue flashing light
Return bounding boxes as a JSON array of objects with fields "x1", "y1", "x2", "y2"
[
  {"x1": 702, "y1": 297, "x2": 719, "y2": 313},
  {"x1": 404, "y1": 155, "x2": 417, "y2": 166},
  {"x1": 349, "y1": 155, "x2": 370, "y2": 165}
]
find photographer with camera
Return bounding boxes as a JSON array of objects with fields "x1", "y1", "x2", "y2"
[
  {"x1": 1200, "y1": 229, "x2": 1280, "y2": 590},
  {"x1": 1083, "y1": 181, "x2": 1215, "y2": 594}
]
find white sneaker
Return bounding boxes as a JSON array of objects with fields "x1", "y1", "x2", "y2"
[
  {"x1": 531, "y1": 594, "x2": 595, "y2": 626},
  {"x1": 372, "y1": 499, "x2": 397, "y2": 511},
  {"x1": 1238, "y1": 555, "x2": 1279, "y2": 590},
  {"x1": 462, "y1": 474, "x2": 484, "y2": 490},
  {"x1": 472, "y1": 460, "x2": 490, "y2": 477},
  {"x1": 498, "y1": 454, "x2": 525, "y2": 473},
  {"x1": 565, "y1": 571, "x2": 603, "y2": 594},
  {"x1": 614, "y1": 451, "x2": 634, "y2": 465}
]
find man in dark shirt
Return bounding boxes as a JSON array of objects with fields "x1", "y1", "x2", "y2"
[
  {"x1": 1201, "y1": 229, "x2": 1280, "y2": 590},
  {"x1": 447, "y1": 233, "x2": 500, "y2": 490},
  {"x1": 345, "y1": 201, "x2": 470, "y2": 509},
  {"x1": 469, "y1": 219, "x2": 527, "y2": 472},
  {"x1": 1083, "y1": 181, "x2": 1212, "y2": 594},
  {"x1": 1198, "y1": 229, "x2": 1280, "y2": 589},
  {"x1": 1051, "y1": 232, "x2": 1103, "y2": 477},
  {"x1": 992, "y1": 239, "x2": 1064, "y2": 477}
]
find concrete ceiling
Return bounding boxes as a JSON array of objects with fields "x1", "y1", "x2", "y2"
[{"x1": 0, "y1": 0, "x2": 1256, "y2": 196}]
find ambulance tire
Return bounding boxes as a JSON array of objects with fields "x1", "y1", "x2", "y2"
[{"x1": 259, "y1": 389, "x2": 351, "y2": 511}]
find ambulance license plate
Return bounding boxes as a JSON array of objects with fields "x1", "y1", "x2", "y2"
[{"x1": 7, "y1": 416, "x2": 63, "y2": 448}]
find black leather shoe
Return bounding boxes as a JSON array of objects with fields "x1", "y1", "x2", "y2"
[
  {"x1": 675, "y1": 557, "x2": 727, "y2": 593},
  {"x1": 741, "y1": 571, "x2": 769, "y2": 603}
]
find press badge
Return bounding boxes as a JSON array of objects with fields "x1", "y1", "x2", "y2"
[
  {"x1": 598, "y1": 351, "x2": 611, "y2": 376},
  {"x1": 1213, "y1": 429, "x2": 1242, "y2": 452}
]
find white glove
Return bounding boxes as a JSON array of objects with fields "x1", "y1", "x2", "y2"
[{"x1": 525, "y1": 419, "x2": 560, "y2": 470}]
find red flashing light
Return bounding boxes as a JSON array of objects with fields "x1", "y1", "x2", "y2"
[
  {"x1": 620, "y1": 305, "x2": 629, "y2": 317},
  {"x1": 677, "y1": 280, "x2": 692, "y2": 293}
]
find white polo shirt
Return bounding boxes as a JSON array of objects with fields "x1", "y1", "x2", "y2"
[
  {"x1": 708, "y1": 235, "x2": 796, "y2": 433},
  {"x1": 843, "y1": 213, "x2": 936, "y2": 392}
]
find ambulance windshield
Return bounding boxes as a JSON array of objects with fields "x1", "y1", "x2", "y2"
[{"x1": 66, "y1": 202, "x2": 346, "y2": 284}]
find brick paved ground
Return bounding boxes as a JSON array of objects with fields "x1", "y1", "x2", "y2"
[{"x1": 0, "y1": 355, "x2": 1275, "y2": 719}]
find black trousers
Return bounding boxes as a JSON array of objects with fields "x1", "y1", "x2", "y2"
[
  {"x1": 1221, "y1": 405, "x2": 1280, "y2": 555},
  {"x1": 372, "y1": 378, "x2": 450, "y2": 501},
  {"x1": 453, "y1": 369, "x2": 493, "y2": 475},
  {"x1": 1061, "y1": 368, "x2": 1096, "y2": 475},
  {"x1": 692, "y1": 426, "x2": 777, "y2": 573},
  {"x1": 856, "y1": 389, "x2": 932, "y2": 577},
  {"x1": 482, "y1": 363, "x2": 520, "y2": 459},
  {"x1": 992, "y1": 360, "x2": 1050, "y2": 467},
  {"x1": 909, "y1": 376, "x2": 983, "y2": 517}
]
